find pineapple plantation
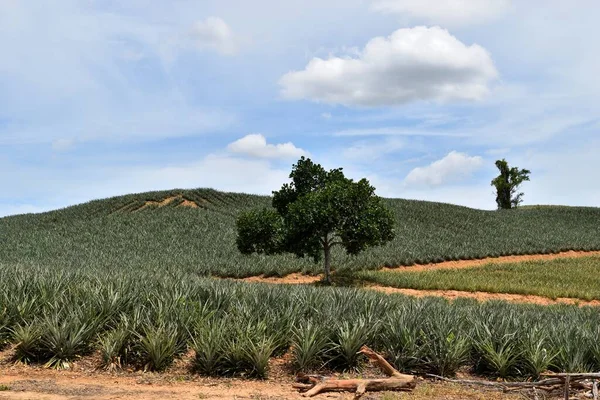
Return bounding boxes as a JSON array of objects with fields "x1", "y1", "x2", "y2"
[{"x1": 0, "y1": 189, "x2": 599, "y2": 397}]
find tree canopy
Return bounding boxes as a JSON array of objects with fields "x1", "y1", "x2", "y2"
[
  {"x1": 491, "y1": 159, "x2": 531, "y2": 210},
  {"x1": 236, "y1": 157, "x2": 395, "y2": 283}
]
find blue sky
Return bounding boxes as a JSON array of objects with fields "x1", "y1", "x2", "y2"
[{"x1": 1, "y1": 0, "x2": 599, "y2": 216}]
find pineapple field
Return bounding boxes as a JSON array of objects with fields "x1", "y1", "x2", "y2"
[
  {"x1": 1, "y1": 188, "x2": 599, "y2": 278},
  {"x1": 2, "y1": 262, "x2": 600, "y2": 379},
  {"x1": 1, "y1": 188, "x2": 600, "y2": 397}
]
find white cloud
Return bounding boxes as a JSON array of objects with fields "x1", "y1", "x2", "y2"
[
  {"x1": 343, "y1": 138, "x2": 404, "y2": 160},
  {"x1": 321, "y1": 112, "x2": 332, "y2": 119},
  {"x1": 227, "y1": 134, "x2": 308, "y2": 159},
  {"x1": 371, "y1": 0, "x2": 510, "y2": 26},
  {"x1": 189, "y1": 17, "x2": 238, "y2": 55},
  {"x1": 405, "y1": 151, "x2": 484, "y2": 187},
  {"x1": 279, "y1": 26, "x2": 498, "y2": 107}
]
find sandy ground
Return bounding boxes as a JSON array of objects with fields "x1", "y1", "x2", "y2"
[
  {"x1": 381, "y1": 250, "x2": 600, "y2": 273},
  {"x1": 371, "y1": 286, "x2": 600, "y2": 306},
  {"x1": 0, "y1": 346, "x2": 539, "y2": 400},
  {"x1": 240, "y1": 250, "x2": 600, "y2": 306},
  {"x1": 0, "y1": 368, "x2": 531, "y2": 400}
]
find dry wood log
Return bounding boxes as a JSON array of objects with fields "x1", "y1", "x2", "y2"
[
  {"x1": 541, "y1": 373, "x2": 600, "y2": 380},
  {"x1": 292, "y1": 345, "x2": 416, "y2": 398}
]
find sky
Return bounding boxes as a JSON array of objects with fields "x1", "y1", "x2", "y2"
[{"x1": 1, "y1": 0, "x2": 599, "y2": 216}]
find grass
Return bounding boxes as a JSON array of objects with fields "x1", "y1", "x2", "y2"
[
  {"x1": 360, "y1": 256, "x2": 600, "y2": 301},
  {"x1": 1, "y1": 188, "x2": 600, "y2": 278}
]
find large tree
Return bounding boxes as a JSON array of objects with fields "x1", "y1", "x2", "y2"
[
  {"x1": 491, "y1": 159, "x2": 531, "y2": 210},
  {"x1": 236, "y1": 157, "x2": 395, "y2": 283}
]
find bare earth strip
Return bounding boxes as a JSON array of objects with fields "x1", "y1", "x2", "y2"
[
  {"x1": 240, "y1": 250, "x2": 600, "y2": 306},
  {"x1": 382, "y1": 250, "x2": 600, "y2": 273},
  {"x1": 0, "y1": 370, "x2": 524, "y2": 400},
  {"x1": 370, "y1": 286, "x2": 600, "y2": 307}
]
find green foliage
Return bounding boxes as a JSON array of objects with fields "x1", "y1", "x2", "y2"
[
  {"x1": 40, "y1": 315, "x2": 97, "y2": 369},
  {"x1": 236, "y1": 209, "x2": 283, "y2": 255},
  {"x1": 0, "y1": 262, "x2": 599, "y2": 378},
  {"x1": 191, "y1": 320, "x2": 226, "y2": 376},
  {"x1": 99, "y1": 328, "x2": 129, "y2": 371},
  {"x1": 137, "y1": 324, "x2": 179, "y2": 372},
  {"x1": 11, "y1": 322, "x2": 42, "y2": 364},
  {"x1": 291, "y1": 321, "x2": 330, "y2": 372},
  {"x1": 379, "y1": 308, "x2": 423, "y2": 373},
  {"x1": 419, "y1": 313, "x2": 470, "y2": 376},
  {"x1": 491, "y1": 159, "x2": 531, "y2": 209},
  {"x1": 360, "y1": 256, "x2": 600, "y2": 301},
  {"x1": 2, "y1": 187, "x2": 600, "y2": 379},
  {"x1": 331, "y1": 318, "x2": 372, "y2": 371},
  {"x1": 237, "y1": 158, "x2": 395, "y2": 282},
  {"x1": 1, "y1": 189, "x2": 600, "y2": 279},
  {"x1": 520, "y1": 325, "x2": 557, "y2": 378}
]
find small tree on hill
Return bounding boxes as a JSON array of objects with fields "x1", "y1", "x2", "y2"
[
  {"x1": 236, "y1": 157, "x2": 395, "y2": 284},
  {"x1": 491, "y1": 159, "x2": 531, "y2": 210}
]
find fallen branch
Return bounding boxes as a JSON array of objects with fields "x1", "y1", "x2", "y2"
[
  {"x1": 292, "y1": 345, "x2": 416, "y2": 398},
  {"x1": 428, "y1": 372, "x2": 600, "y2": 399}
]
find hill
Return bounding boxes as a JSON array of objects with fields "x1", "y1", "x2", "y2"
[{"x1": 1, "y1": 188, "x2": 599, "y2": 278}]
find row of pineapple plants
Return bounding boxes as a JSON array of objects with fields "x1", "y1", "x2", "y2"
[
  {"x1": 3, "y1": 189, "x2": 600, "y2": 280},
  {"x1": 2, "y1": 264, "x2": 600, "y2": 378}
]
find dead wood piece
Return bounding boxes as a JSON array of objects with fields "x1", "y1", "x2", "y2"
[
  {"x1": 293, "y1": 346, "x2": 416, "y2": 398},
  {"x1": 302, "y1": 378, "x2": 415, "y2": 397},
  {"x1": 563, "y1": 374, "x2": 570, "y2": 400},
  {"x1": 358, "y1": 345, "x2": 414, "y2": 380},
  {"x1": 353, "y1": 383, "x2": 367, "y2": 400},
  {"x1": 542, "y1": 373, "x2": 600, "y2": 380}
]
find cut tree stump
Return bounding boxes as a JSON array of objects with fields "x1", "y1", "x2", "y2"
[{"x1": 292, "y1": 345, "x2": 416, "y2": 398}]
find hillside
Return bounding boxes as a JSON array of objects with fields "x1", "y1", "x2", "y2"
[{"x1": 1, "y1": 188, "x2": 599, "y2": 278}]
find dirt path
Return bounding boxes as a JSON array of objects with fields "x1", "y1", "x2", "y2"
[
  {"x1": 239, "y1": 250, "x2": 600, "y2": 306},
  {"x1": 381, "y1": 250, "x2": 600, "y2": 273},
  {"x1": 370, "y1": 286, "x2": 600, "y2": 306},
  {"x1": 0, "y1": 370, "x2": 528, "y2": 400}
]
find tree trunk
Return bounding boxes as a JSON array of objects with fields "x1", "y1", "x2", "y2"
[{"x1": 323, "y1": 240, "x2": 331, "y2": 284}]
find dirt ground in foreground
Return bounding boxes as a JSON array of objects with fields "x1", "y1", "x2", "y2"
[
  {"x1": 240, "y1": 250, "x2": 600, "y2": 306},
  {"x1": 0, "y1": 370, "x2": 535, "y2": 400},
  {"x1": 0, "y1": 346, "x2": 542, "y2": 400}
]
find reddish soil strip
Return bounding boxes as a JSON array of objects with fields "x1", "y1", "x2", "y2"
[
  {"x1": 382, "y1": 250, "x2": 600, "y2": 273},
  {"x1": 0, "y1": 349, "x2": 522, "y2": 400},
  {"x1": 239, "y1": 251, "x2": 600, "y2": 306},
  {"x1": 370, "y1": 286, "x2": 600, "y2": 307},
  {"x1": 244, "y1": 272, "x2": 321, "y2": 285}
]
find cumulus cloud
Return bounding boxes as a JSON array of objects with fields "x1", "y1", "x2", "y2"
[
  {"x1": 371, "y1": 0, "x2": 510, "y2": 26},
  {"x1": 405, "y1": 151, "x2": 483, "y2": 187},
  {"x1": 227, "y1": 134, "x2": 308, "y2": 159},
  {"x1": 189, "y1": 17, "x2": 238, "y2": 55},
  {"x1": 279, "y1": 26, "x2": 498, "y2": 107}
]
